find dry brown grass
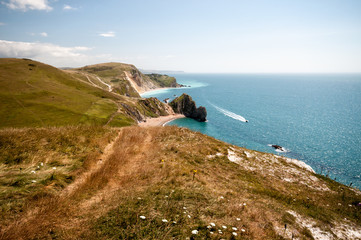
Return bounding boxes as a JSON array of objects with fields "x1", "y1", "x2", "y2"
[{"x1": 0, "y1": 126, "x2": 360, "y2": 239}]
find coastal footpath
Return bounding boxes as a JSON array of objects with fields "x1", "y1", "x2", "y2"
[
  {"x1": 0, "y1": 58, "x2": 360, "y2": 239},
  {"x1": 0, "y1": 126, "x2": 360, "y2": 239}
]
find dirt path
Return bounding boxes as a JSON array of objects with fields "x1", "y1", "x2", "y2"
[
  {"x1": 83, "y1": 74, "x2": 98, "y2": 88},
  {"x1": 61, "y1": 129, "x2": 122, "y2": 197},
  {"x1": 95, "y1": 76, "x2": 112, "y2": 92},
  {"x1": 105, "y1": 103, "x2": 121, "y2": 126},
  {"x1": 82, "y1": 73, "x2": 111, "y2": 92},
  {"x1": 1, "y1": 127, "x2": 157, "y2": 239},
  {"x1": 76, "y1": 129, "x2": 154, "y2": 215}
]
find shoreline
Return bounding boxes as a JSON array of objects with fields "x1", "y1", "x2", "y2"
[
  {"x1": 139, "y1": 87, "x2": 172, "y2": 95},
  {"x1": 140, "y1": 85, "x2": 188, "y2": 97},
  {"x1": 138, "y1": 114, "x2": 185, "y2": 127}
]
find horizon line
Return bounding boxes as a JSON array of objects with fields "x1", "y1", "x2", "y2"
[{"x1": 171, "y1": 72, "x2": 361, "y2": 74}]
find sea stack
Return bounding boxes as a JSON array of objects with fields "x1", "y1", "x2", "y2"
[{"x1": 169, "y1": 93, "x2": 207, "y2": 122}]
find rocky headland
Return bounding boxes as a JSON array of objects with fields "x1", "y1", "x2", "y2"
[
  {"x1": 1, "y1": 58, "x2": 360, "y2": 240},
  {"x1": 169, "y1": 93, "x2": 207, "y2": 122}
]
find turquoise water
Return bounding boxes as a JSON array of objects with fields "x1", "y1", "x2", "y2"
[{"x1": 142, "y1": 74, "x2": 361, "y2": 189}]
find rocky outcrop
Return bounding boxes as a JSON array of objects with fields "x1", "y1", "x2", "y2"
[
  {"x1": 271, "y1": 144, "x2": 286, "y2": 152},
  {"x1": 169, "y1": 94, "x2": 207, "y2": 122}
]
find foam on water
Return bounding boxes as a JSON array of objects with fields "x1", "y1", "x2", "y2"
[
  {"x1": 211, "y1": 104, "x2": 248, "y2": 122},
  {"x1": 140, "y1": 79, "x2": 208, "y2": 98}
]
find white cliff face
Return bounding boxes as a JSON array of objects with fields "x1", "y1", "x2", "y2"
[
  {"x1": 226, "y1": 146, "x2": 330, "y2": 192},
  {"x1": 123, "y1": 70, "x2": 158, "y2": 94}
]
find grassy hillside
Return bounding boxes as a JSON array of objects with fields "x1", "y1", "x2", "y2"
[
  {"x1": 73, "y1": 62, "x2": 141, "y2": 97},
  {"x1": 1, "y1": 126, "x2": 360, "y2": 239},
  {"x1": 74, "y1": 62, "x2": 183, "y2": 96},
  {"x1": 0, "y1": 59, "x2": 173, "y2": 128},
  {"x1": 145, "y1": 73, "x2": 180, "y2": 87}
]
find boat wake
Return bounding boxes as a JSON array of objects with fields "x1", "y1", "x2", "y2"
[{"x1": 211, "y1": 104, "x2": 248, "y2": 122}]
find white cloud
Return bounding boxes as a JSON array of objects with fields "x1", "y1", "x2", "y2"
[
  {"x1": 0, "y1": 22, "x2": 5, "y2": 26},
  {"x1": 63, "y1": 4, "x2": 76, "y2": 10},
  {"x1": 99, "y1": 31, "x2": 115, "y2": 38},
  {"x1": 3, "y1": 0, "x2": 52, "y2": 11},
  {"x1": 40, "y1": 32, "x2": 47, "y2": 37},
  {"x1": 0, "y1": 40, "x2": 96, "y2": 67}
]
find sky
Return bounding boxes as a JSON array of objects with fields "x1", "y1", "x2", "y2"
[{"x1": 0, "y1": 0, "x2": 361, "y2": 73}]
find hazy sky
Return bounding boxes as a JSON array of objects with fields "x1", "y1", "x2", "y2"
[{"x1": 1, "y1": 0, "x2": 361, "y2": 72}]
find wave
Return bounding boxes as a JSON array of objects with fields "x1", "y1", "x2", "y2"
[{"x1": 211, "y1": 104, "x2": 248, "y2": 122}]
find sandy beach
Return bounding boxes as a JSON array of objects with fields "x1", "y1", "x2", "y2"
[
  {"x1": 138, "y1": 114, "x2": 185, "y2": 127},
  {"x1": 139, "y1": 86, "x2": 178, "y2": 96}
]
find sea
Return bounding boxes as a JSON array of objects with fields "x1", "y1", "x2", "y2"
[{"x1": 141, "y1": 74, "x2": 361, "y2": 189}]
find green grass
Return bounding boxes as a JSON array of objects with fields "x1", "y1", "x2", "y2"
[
  {"x1": 94, "y1": 186, "x2": 214, "y2": 239},
  {"x1": 145, "y1": 73, "x2": 179, "y2": 87},
  {"x1": 0, "y1": 59, "x2": 182, "y2": 128},
  {"x1": 76, "y1": 62, "x2": 141, "y2": 97},
  {"x1": 0, "y1": 126, "x2": 118, "y2": 224},
  {"x1": 1, "y1": 126, "x2": 360, "y2": 239},
  {"x1": 108, "y1": 114, "x2": 135, "y2": 127},
  {"x1": 0, "y1": 59, "x2": 126, "y2": 128},
  {"x1": 79, "y1": 99, "x2": 118, "y2": 125}
]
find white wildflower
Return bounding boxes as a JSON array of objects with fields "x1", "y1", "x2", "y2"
[
  {"x1": 52, "y1": 167, "x2": 56, "y2": 170},
  {"x1": 210, "y1": 231, "x2": 214, "y2": 234},
  {"x1": 187, "y1": 215, "x2": 191, "y2": 218},
  {"x1": 172, "y1": 221, "x2": 177, "y2": 224},
  {"x1": 207, "y1": 225, "x2": 212, "y2": 229},
  {"x1": 139, "y1": 216, "x2": 146, "y2": 219},
  {"x1": 210, "y1": 222, "x2": 216, "y2": 227},
  {"x1": 241, "y1": 229, "x2": 246, "y2": 232},
  {"x1": 31, "y1": 180, "x2": 36, "y2": 183},
  {"x1": 220, "y1": 196, "x2": 224, "y2": 199},
  {"x1": 232, "y1": 232, "x2": 238, "y2": 236},
  {"x1": 183, "y1": 207, "x2": 187, "y2": 210},
  {"x1": 222, "y1": 225, "x2": 227, "y2": 229},
  {"x1": 40, "y1": 162, "x2": 43, "y2": 166},
  {"x1": 232, "y1": 227, "x2": 237, "y2": 231},
  {"x1": 165, "y1": 195, "x2": 168, "y2": 198},
  {"x1": 31, "y1": 170, "x2": 36, "y2": 174},
  {"x1": 162, "y1": 219, "x2": 168, "y2": 223},
  {"x1": 236, "y1": 218, "x2": 241, "y2": 221},
  {"x1": 191, "y1": 230, "x2": 198, "y2": 234}
]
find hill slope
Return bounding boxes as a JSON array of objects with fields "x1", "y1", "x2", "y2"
[
  {"x1": 0, "y1": 58, "x2": 173, "y2": 128},
  {"x1": 72, "y1": 62, "x2": 183, "y2": 97},
  {"x1": 1, "y1": 126, "x2": 360, "y2": 239}
]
